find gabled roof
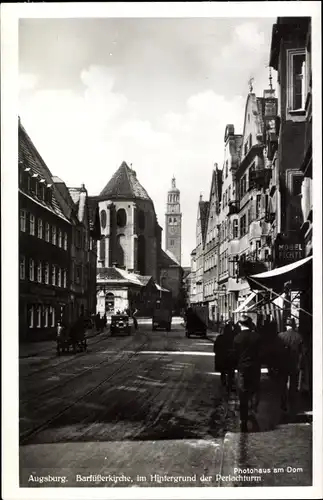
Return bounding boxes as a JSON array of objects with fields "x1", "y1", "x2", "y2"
[
  {"x1": 19, "y1": 121, "x2": 68, "y2": 222},
  {"x1": 97, "y1": 267, "x2": 141, "y2": 286},
  {"x1": 99, "y1": 161, "x2": 151, "y2": 201}
]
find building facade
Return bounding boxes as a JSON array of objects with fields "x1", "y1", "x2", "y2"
[
  {"x1": 194, "y1": 195, "x2": 209, "y2": 305},
  {"x1": 19, "y1": 121, "x2": 71, "y2": 341},
  {"x1": 165, "y1": 177, "x2": 182, "y2": 265}
]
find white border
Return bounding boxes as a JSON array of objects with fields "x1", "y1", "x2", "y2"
[{"x1": 1, "y1": 2, "x2": 322, "y2": 500}]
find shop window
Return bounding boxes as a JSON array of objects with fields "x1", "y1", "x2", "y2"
[
  {"x1": 117, "y1": 208, "x2": 127, "y2": 228},
  {"x1": 20, "y1": 256, "x2": 25, "y2": 280},
  {"x1": 29, "y1": 258, "x2": 35, "y2": 281},
  {"x1": 20, "y1": 210, "x2": 26, "y2": 232},
  {"x1": 37, "y1": 218, "x2": 43, "y2": 239},
  {"x1": 29, "y1": 214, "x2": 35, "y2": 235}
]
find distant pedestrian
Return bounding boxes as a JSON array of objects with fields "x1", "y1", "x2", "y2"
[
  {"x1": 277, "y1": 317, "x2": 304, "y2": 414},
  {"x1": 233, "y1": 314, "x2": 261, "y2": 432},
  {"x1": 57, "y1": 321, "x2": 64, "y2": 338},
  {"x1": 213, "y1": 319, "x2": 236, "y2": 393},
  {"x1": 132, "y1": 308, "x2": 138, "y2": 330},
  {"x1": 103, "y1": 313, "x2": 107, "y2": 327}
]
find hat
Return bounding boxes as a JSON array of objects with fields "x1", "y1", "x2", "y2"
[{"x1": 239, "y1": 314, "x2": 251, "y2": 326}]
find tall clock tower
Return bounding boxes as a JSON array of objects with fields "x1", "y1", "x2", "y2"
[{"x1": 165, "y1": 177, "x2": 182, "y2": 264}]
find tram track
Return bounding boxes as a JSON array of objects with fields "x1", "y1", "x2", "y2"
[{"x1": 20, "y1": 333, "x2": 153, "y2": 444}]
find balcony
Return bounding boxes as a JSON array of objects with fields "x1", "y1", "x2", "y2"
[
  {"x1": 249, "y1": 168, "x2": 272, "y2": 190},
  {"x1": 227, "y1": 201, "x2": 239, "y2": 215}
]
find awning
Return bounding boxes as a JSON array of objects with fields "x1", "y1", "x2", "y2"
[
  {"x1": 247, "y1": 256, "x2": 312, "y2": 292},
  {"x1": 233, "y1": 292, "x2": 256, "y2": 313},
  {"x1": 227, "y1": 277, "x2": 250, "y2": 292}
]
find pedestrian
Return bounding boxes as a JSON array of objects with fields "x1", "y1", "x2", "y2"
[
  {"x1": 213, "y1": 319, "x2": 236, "y2": 393},
  {"x1": 103, "y1": 313, "x2": 107, "y2": 327},
  {"x1": 132, "y1": 308, "x2": 138, "y2": 330},
  {"x1": 277, "y1": 317, "x2": 304, "y2": 414},
  {"x1": 233, "y1": 314, "x2": 261, "y2": 432},
  {"x1": 57, "y1": 321, "x2": 64, "y2": 338}
]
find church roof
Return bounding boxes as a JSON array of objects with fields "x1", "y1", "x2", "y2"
[
  {"x1": 99, "y1": 161, "x2": 151, "y2": 201},
  {"x1": 160, "y1": 249, "x2": 181, "y2": 268}
]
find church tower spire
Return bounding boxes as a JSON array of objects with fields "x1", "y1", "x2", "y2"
[{"x1": 165, "y1": 177, "x2": 182, "y2": 265}]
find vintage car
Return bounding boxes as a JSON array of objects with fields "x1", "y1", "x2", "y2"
[{"x1": 110, "y1": 314, "x2": 132, "y2": 336}]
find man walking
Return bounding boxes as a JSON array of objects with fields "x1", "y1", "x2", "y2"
[
  {"x1": 213, "y1": 319, "x2": 236, "y2": 393},
  {"x1": 277, "y1": 317, "x2": 303, "y2": 414},
  {"x1": 233, "y1": 314, "x2": 261, "y2": 432}
]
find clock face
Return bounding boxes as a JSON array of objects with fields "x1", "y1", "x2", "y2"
[{"x1": 169, "y1": 226, "x2": 177, "y2": 235}]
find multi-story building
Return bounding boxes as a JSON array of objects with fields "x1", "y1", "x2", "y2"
[
  {"x1": 194, "y1": 195, "x2": 209, "y2": 305},
  {"x1": 53, "y1": 178, "x2": 101, "y2": 322},
  {"x1": 19, "y1": 120, "x2": 72, "y2": 341},
  {"x1": 165, "y1": 177, "x2": 182, "y2": 265},
  {"x1": 203, "y1": 165, "x2": 222, "y2": 323},
  {"x1": 268, "y1": 16, "x2": 312, "y2": 338},
  {"x1": 188, "y1": 249, "x2": 197, "y2": 305}
]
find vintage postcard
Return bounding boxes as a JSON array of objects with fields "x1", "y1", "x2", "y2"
[{"x1": 1, "y1": 2, "x2": 322, "y2": 499}]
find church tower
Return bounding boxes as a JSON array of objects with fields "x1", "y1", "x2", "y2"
[{"x1": 165, "y1": 177, "x2": 182, "y2": 264}]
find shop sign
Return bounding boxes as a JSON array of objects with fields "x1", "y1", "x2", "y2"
[{"x1": 274, "y1": 233, "x2": 305, "y2": 266}]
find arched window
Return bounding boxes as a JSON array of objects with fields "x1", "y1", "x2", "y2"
[
  {"x1": 117, "y1": 208, "x2": 127, "y2": 227},
  {"x1": 116, "y1": 234, "x2": 125, "y2": 267},
  {"x1": 105, "y1": 293, "x2": 115, "y2": 312},
  {"x1": 138, "y1": 210, "x2": 145, "y2": 230},
  {"x1": 137, "y1": 235, "x2": 146, "y2": 275},
  {"x1": 100, "y1": 210, "x2": 107, "y2": 229}
]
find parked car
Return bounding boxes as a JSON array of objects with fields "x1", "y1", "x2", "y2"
[
  {"x1": 185, "y1": 306, "x2": 208, "y2": 338},
  {"x1": 110, "y1": 314, "x2": 132, "y2": 336}
]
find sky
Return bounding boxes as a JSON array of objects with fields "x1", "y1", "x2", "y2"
[{"x1": 19, "y1": 15, "x2": 276, "y2": 267}]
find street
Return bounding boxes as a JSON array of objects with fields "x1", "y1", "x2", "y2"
[
  {"x1": 20, "y1": 323, "x2": 232, "y2": 487},
  {"x1": 19, "y1": 322, "x2": 312, "y2": 488}
]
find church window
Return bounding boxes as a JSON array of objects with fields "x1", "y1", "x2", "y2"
[
  {"x1": 138, "y1": 210, "x2": 145, "y2": 230},
  {"x1": 173, "y1": 218, "x2": 177, "y2": 224},
  {"x1": 117, "y1": 208, "x2": 127, "y2": 228},
  {"x1": 169, "y1": 217, "x2": 172, "y2": 224},
  {"x1": 100, "y1": 210, "x2": 107, "y2": 229}
]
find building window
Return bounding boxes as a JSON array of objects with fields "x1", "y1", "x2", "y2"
[
  {"x1": 44, "y1": 262, "x2": 49, "y2": 284},
  {"x1": 20, "y1": 209, "x2": 26, "y2": 232},
  {"x1": 240, "y1": 175, "x2": 247, "y2": 199},
  {"x1": 287, "y1": 49, "x2": 306, "y2": 111},
  {"x1": 29, "y1": 258, "x2": 35, "y2": 281},
  {"x1": 28, "y1": 305, "x2": 34, "y2": 328},
  {"x1": 63, "y1": 232, "x2": 68, "y2": 250},
  {"x1": 256, "y1": 194, "x2": 262, "y2": 219},
  {"x1": 240, "y1": 214, "x2": 247, "y2": 237},
  {"x1": 52, "y1": 265, "x2": 56, "y2": 286},
  {"x1": 292, "y1": 175, "x2": 303, "y2": 196},
  {"x1": 249, "y1": 134, "x2": 252, "y2": 150},
  {"x1": 100, "y1": 210, "x2": 107, "y2": 229},
  {"x1": 58, "y1": 229, "x2": 62, "y2": 248},
  {"x1": 52, "y1": 225, "x2": 57, "y2": 245},
  {"x1": 170, "y1": 239, "x2": 174, "y2": 246},
  {"x1": 63, "y1": 269, "x2": 67, "y2": 288},
  {"x1": 169, "y1": 217, "x2": 172, "y2": 224},
  {"x1": 44, "y1": 306, "x2": 49, "y2": 327},
  {"x1": 228, "y1": 185, "x2": 231, "y2": 203},
  {"x1": 37, "y1": 218, "x2": 43, "y2": 239},
  {"x1": 50, "y1": 306, "x2": 55, "y2": 327},
  {"x1": 37, "y1": 262, "x2": 42, "y2": 283},
  {"x1": 29, "y1": 214, "x2": 35, "y2": 235},
  {"x1": 244, "y1": 142, "x2": 248, "y2": 157},
  {"x1": 45, "y1": 222, "x2": 50, "y2": 242},
  {"x1": 58, "y1": 268, "x2": 62, "y2": 287},
  {"x1": 36, "y1": 305, "x2": 42, "y2": 328},
  {"x1": 20, "y1": 256, "x2": 25, "y2": 279},
  {"x1": 117, "y1": 208, "x2": 127, "y2": 228},
  {"x1": 225, "y1": 160, "x2": 229, "y2": 178}
]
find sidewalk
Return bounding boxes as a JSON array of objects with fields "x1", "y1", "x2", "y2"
[{"x1": 220, "y1": 371, "x2": 312, "y2": 487}]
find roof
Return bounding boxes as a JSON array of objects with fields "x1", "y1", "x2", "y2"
[
  {"x1": 160, "y1": 249, "x2": 181, "y2": 268},
  {"x1": 133, "y1": 275, "x2": 152, "y2": 286},
  {"x1": 19, "y1": 122, "x2": 69, "y2": 222},
  {"x1": 199, "y1": 200, "x2": 209, "y2": 244},
  {"x1": 269, "y1": 17, "x2": 310, "y2": 70},
  {"x1": 99, "y1": 161, "x2": 151, "y2": 201},
  {"x1": 97, "y1": 267, "x2": 141, "y2": 286}
]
